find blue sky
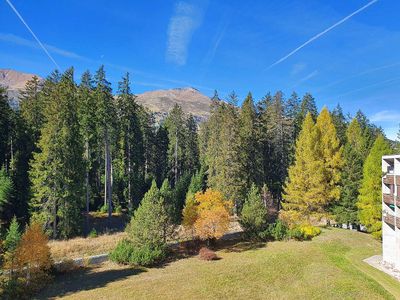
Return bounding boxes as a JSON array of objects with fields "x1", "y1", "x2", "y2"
[{"x1": 0, "y1": 0, "x2": 399, "y2": 139}]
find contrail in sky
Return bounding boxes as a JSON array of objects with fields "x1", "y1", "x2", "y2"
[
  {"x1": 266, "y1": 0, "x2": 379, "y2": 70},
  {"x1": 5, "y1": 0, "x2": 60, "y2": 69}
]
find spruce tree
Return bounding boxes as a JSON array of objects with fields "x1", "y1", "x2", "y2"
[
  {"x1": 357, "y1": 135, "x2": 391, "y2": 239},
  {"x1": 300, "y1": 92, "x2": 318, "y2": 121},
  {"x1": 0, "y1": 168, "x2": 13, "y2": 222},
  {"x1": 238, "y1": 92, "x2": 260, "y2": 191},
  {"x1": 30, "y1": 68, "x2": 85, "y2": 238},
  {"x1": 126, "y1": 180, "x2": 170, "y2": 249},
  {"x1": 240, "y1": 183, "x2": 268, "y2": 239},
  {"x1": 331, "y1": 104, "x2": 348, "y2": 146},
  {"x1": 116, "y1": 72, "x2": 143, "y2": 209},
  {"x1": 4, "y1": 216, "x2": 21, "y2": 252},
  {"x1": 77, "y1": 70, "x2": 98, "y2": 232},
  {"x1": 281, "y1": 113, "x2": 326, "y2": 226},
  {"x1": 94, "y1": 66, "x2": 116, "y2": 220},
  {"x1": 334, "y1": 118, "x2": 365, "y2": 226}
]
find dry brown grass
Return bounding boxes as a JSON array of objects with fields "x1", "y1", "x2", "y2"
[{"x1": 49, "y1": 232, "x2": 127, "y2": 261}]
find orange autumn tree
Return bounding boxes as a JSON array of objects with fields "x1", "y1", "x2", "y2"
[
  {"x1": 15, "y1": 222, "x2": 52, "y2": 289},
  {"x1": 183, "y1": 189, "x2": 232, "y2": 241}
]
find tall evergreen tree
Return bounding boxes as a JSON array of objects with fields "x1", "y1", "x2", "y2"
[
  {"x1": 300, "y1": 92, "x2": 318, "y2": 121},
  {"x1": 334, "y1": 118, "x2": 365, "y2": 226},
  {"x1": 30, "y1": 68, "x2": 85, "y2": 238},
  {"x1": 164, "y1": 104, "x2": 187, "y2": 185},
  {"x1": 357, "y1": 135, "x2": 391, "y2": 239},
  {"x1": 331, "y1": 104, "x2": 348, "y2": 146},
  {"x1": 0, "y1": 168, "x2": 13, "y2": 222},
  {"x1": 238, "y1": 92, "x2": 260, "y2": 191},
  {"x1": 116, "y1": 72, "x2": 143, "y2": 209},
  {"x1": 94, "y1": 66, "x2": 116, "y2": 220},
  {"x1": 77, "y1": 71, "x2": 98, "y2": 232}
]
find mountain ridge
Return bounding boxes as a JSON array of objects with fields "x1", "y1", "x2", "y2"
[{"x1": 0, "y1": 69, "x2": 211, "y2": 122}]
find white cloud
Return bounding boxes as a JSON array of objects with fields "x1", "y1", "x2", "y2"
[
  {"x1": 370, "y1": 110, "x2": 400, "y2": 122},
  {"x1": 0, "y1": 33, "x2": 85, "y2": 60},
  {"x1": 166, "y1": 1, "x2": 203, "y2": 66}
]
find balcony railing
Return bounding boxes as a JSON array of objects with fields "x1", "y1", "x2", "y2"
[
  {"x1": 383, "y1": 175, "x2": 395, "y2": 185},
  {"x1": 384, "y1": 214, "x2": 396, "y2": 227},
  {"x1": 383, "y1": 194, "x2": 395, "y2": 205}
]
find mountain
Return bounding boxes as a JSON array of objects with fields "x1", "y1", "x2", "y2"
[
  {"x1": 135, "y1": 87, "x2": 211, "y2": 123},
  {"x1": 0, "y1": 69, "x2": 211, "y2": 122}
]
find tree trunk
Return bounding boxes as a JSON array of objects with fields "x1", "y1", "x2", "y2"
[
  {"x1": 85, "y1": 140, "x2": 90, "y2": 236},
  {"x1": 174, "y1": 129, "x2": 178, "y2": 186}
]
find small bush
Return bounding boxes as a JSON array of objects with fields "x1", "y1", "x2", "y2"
[
  {"x1": 110, "y1": 240, "x2": 165, "y2": 266},
  {"x1": 289, "y1": 225, "x2": 321, "y2": 241},
  {"x1": 99, "y1": 204, "x2": 108, "y2": 214},
  {"x1": 88, "y1": 228, "x2": 98, "y2": 238},
  {"x1": 129, "y1": 245, "x2": 166, "y2": 266},
  {"x1": 260, "y1": 220, "x2": 288, "y2": 241},
  {"x1": 109, "y1": 239, "x2": 135, "y2": 265},
  {"x1": 198, "y1": 247, "x2": 218, "y2": 261}
]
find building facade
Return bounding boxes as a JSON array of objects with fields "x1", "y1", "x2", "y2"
[{"x1": 382, "y1": 155, "x2": 400, "y2": 269}]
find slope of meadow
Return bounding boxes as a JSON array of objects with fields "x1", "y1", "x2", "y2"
[{"x1": 39, "y1": 228, "x2": 400, "y2": 300}]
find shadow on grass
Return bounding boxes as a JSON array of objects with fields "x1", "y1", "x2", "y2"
[{"x1": 37, "y1": 266, "x2": 145, "y2": 299}]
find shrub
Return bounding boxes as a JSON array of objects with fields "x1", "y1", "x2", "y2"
[
  {"x1": 272, "y1": 220, "x2": 288, "y2": 241},
  {"x1": 129, "y1": 245, "x2": 166, "y2": 266},
  {"x1": 198, "y1": 247, "x2": 218, "y2": 261},
  {"x1": 110, "y1": 239, "x2": 166, "y2": 267},
  {"x1": 289, "y1": 225, "x2": 321, "y2": 241},
  {"x1": 88, "y1": 228, "x2": 98, "y2": 238},
  {"x1": 99, "y1": 204, "x2": 108, "y2": 214},
  {"x1": 109, "y1": 239, "x2": 135, "y2": 265},
  {"x1": 240, "y1": 184, "x2": 268, "y2": 240}
]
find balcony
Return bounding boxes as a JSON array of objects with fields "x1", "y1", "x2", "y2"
[
  {"x1": 383, "y1": 194, "x2": 395, "y2": 205},
  {"x1": 383, "y1": 175, "x2": 395, "y2": 185},
  {"x1": 383, "y1": 213, "x2": 400, "y2": 228}
]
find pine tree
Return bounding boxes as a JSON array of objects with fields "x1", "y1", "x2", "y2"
[
  {"x1": 0, "y1": 87, "x2": 12, "y2": 171},
  {"x1": 334, "y1": 118, "x2": 365, "y2": 225},
  {"x1": 331, "y1": 104, "x2": 348, "y2": 146},
  {"x1": 238, "y1": 93, "x2": 260, "y2": 192},
  {"x1": 30, "y1": 68, "x2": 85, "y2": 238},
  {"x1": 116, "y1": 72, "x2": 143, "y2": 209},
  {"x1": 281, "y1": 113, "x2": 326, "y2": 226},
  {"x1": 300, "y1": 93, "x2": 318, "y2": 121},
  {"x1": 19, "y1": 76, "x2": 43, "y2": 143},
  {"x1": 240, "y1": 183, "x2": 268, "y2": 239},
  {"x1": 4, "y1": 216, "x2": 21, "y2": 252},
  {"x1": 126, "y1": 180, "x2": 170, "y2": 249},
  {"x1": 357, "y1": 135, "x2": 392, "y2": 239},
  {"x1": 164, "y1": 104, "x2": 187, "y2": 185},
  {"x1": 204, "y1": 101, "x2": 243, "y2": 212},
  {"x1": 77, "y1": 70, "x2": 98, "y2": 233},
  {"x1": 94, "y1": 66, "x2": 116, "y2": 220},
  {"x1": 0, "y1": 168, "x2": 13, "y2": 222},
  {"x1": 316, "y1": 107, "x2": 343, "y2": 212}
]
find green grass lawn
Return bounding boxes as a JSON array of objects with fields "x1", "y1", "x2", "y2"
[{"x1": 38, "y1": 228, "x2": 400, "y2": 300}]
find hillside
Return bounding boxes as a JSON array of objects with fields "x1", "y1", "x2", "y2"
[
  {"x1": 0, "y1": 69, "x2": 41, "y2": 107},
  {"x1": 0, "y1": 69, "x2": 211, "y2": 122},
  {"x1": 38, "y1": 229, "x2": 400, "y2": 299}
]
